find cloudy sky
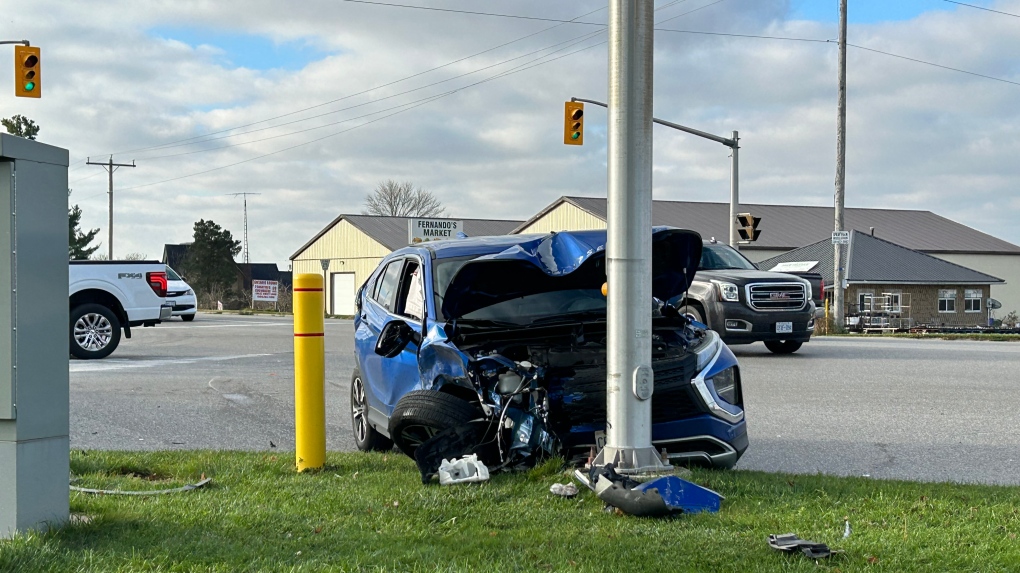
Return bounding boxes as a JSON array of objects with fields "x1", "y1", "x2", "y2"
[{"x1": 2, "y1": 0, "x2": 1018, "y2": 267}]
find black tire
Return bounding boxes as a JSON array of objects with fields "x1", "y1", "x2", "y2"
[
  {"x1": 764, "y1": 340, "x2": 803, "y2": 354},
  {"x1": 181, "y1": 314, "x2": 196, "y2": 322},
  {"x1": 70, "y1": 303, "x2": 122, "y2": 359},
  {"x1": 350, "y1": 369, "x2": 393, "y2": 452},
  {"x1": 389, "y1": 390, "x2": 482, "y2": 458}
]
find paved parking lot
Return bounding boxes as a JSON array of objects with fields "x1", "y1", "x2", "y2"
[{"x1": 71, "y1": 313, "x2": 1020, "y2": 484}]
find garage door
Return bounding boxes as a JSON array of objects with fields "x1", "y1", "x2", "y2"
[{"x1": 331, "y1": 272, "x2": 356, "y2": 316}]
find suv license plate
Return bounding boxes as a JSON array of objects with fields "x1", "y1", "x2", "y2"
[{"x1": 776, "y1": 321, "x2": 793, "y2": 334}]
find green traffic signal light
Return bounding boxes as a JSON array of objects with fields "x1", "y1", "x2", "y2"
[
  {"x1": 571, "y1": 132, "x2": 580, "y2": 140},
  {"x1": 24, "y1": 82, "x2": 35, "y2": 92}
]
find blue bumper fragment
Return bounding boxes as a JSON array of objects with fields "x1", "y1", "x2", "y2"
[{"x1": 633, "y1": 475, "x2": 723, "y2": 514}]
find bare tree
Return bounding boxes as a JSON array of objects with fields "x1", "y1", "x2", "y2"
[
  {"x1": 123, "y1": 252, "x2": 148, "y2": 260},
  {"x1": 363, "y1": 180, "x2": 446, "y2": 218}
]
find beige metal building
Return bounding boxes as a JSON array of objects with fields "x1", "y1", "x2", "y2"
[
  {"x1": 290, "y1": 215, "x2": 521, "y2": 316},
  {"x1": 514, "y1": 196, "x2": 1020, "y2": 316}
]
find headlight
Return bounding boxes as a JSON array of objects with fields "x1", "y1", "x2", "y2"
[
  {"x1": 708, "y1": 366, "x2": 740, "y2": 405},
  {"x1": 694, "y1": 330, "x2": 722, "y2": 372},
  {"x1": 714, "y1": 281, "x2": 739, "y2": 302},
  {"x1": 185, "y1": 289, "x2": 194, "y2": 296}
]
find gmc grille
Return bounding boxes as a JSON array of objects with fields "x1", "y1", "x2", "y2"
[{"x1": 746, "y1": 282, "x2": 806, "y2": 311}]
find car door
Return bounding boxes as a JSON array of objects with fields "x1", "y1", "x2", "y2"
[{"x1": 355, "y1": 255, "x2": 427, "y2": 417}]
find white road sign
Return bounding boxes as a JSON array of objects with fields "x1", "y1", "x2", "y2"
[
  {"x1": 831, "y1": 231, "x2": 850, "y2": 245},
  {"x1": 252, "y1": 280, "x2": 279, "y2": 302},
  {"x1": 408, "y1": 219, "x2": 464, "y2": 243}
]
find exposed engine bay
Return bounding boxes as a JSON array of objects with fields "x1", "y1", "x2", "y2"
[{"x1": 410, "y1": 302, "x2": 713, "y2": 481}]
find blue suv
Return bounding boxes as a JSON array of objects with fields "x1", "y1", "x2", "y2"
[{"x1": 350, "y1": 228, "x2": 747, "y2": 470}]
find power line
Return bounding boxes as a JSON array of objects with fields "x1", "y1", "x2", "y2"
[
  {"x1": 109, "y1": 2, "x2": 719, "y2": 191},
  {"x1": 656, "y1": 28, "x2": 829, "y2": 42},
  {"x1": 942, "y1": 0, "x2": 1020, "y2": 18},
  {"x1": 337, "y1": 0, "x2": 608, "y2": 25},
  {"x1": 115, "y1": 31, "x2": 610, "y2": 192},
  {"x1": 846, "y1": 42, "x2": 1020, "y2": 87},
  {"x1": 68, "y1": 7, "x2": 610, "y2": 166},
  {"x1": 130, "y1": 29, "x2": 606, "y2": 161}
]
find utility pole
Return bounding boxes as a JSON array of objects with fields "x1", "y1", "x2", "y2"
[
  {"x1": 86, "y1": 157, "x2": 135, "y2": 260},
  {"x1": 833, "y1": 0, "x2": 848, "y2": 330},
  {"x1": 226, "y1": 192, "x2": 261, "y2": 264},
  {"x1": 593, "y1": 0, "x2": 667, "y2": 474}
]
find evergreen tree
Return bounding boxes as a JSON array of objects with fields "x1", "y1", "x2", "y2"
[
  {"x1": 181, "y1": 219, "x2": 241, "y2": 299},
  {"x1": 68, "y1": 190, "x2": 101, "y2": 260}
]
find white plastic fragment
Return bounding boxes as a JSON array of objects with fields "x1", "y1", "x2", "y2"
[
  {"x1": 438, "y1": 454, "x2": 490, "y2": 485},
  {"x1": 550, "y1": 483, "x2": 579, "y2": 498}
]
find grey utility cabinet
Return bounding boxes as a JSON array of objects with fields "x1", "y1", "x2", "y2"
[{"x1": 1, "y1": 133, "x2": 70, "y2": 537}]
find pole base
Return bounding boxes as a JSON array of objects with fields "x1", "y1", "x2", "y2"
[{"x1": 592, "y1": 445, "x2": 672, "y2": 476}]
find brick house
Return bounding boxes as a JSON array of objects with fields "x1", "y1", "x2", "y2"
[{"x1": 760, "y1": 230, "x2": 1005, "y2": 328}]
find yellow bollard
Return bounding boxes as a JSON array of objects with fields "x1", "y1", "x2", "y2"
[{"x1": 294, "y1": 273, "x2": 326, "y2": 471}]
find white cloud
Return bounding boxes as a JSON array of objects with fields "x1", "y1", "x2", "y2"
[{"x1": 3, "y1": 0, "x2": 1018, "y2": 266}]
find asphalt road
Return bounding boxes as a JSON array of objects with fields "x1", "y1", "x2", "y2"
[{"x1": 70, "y1": 313, "x2": 1020, "y2": 485}]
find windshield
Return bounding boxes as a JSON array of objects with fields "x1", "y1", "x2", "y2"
[
  {"x1": 165, "y1": 266, "x2": 183, "y2": 281},
  {"x1": 433, "y1": 255, "x2": 607, "y2": 325},
  {"x1": 699, "y1": 244, "x2": 757, "y2": 271}
]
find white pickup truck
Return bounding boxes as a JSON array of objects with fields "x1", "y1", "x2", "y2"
[{"x1": 69, "y1": 261, "x2": 173, "y2": 359}]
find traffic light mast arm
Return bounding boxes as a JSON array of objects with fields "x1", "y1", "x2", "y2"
[
  {"x1": 570, "y1": 97, "x2": 737, "y2": 148},
  {"x1": 0, "y1": 40, "x2": 30, "y2": 46}
]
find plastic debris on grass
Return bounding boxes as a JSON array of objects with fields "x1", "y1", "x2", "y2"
[{"x1": 572, "y1": 463, "x2": 723, "y2": 517}]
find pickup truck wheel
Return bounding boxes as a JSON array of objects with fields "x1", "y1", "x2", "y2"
[
  {"x1": 389, "y1": 390, "x2": 482, "y2": 458},
  {"x1": 350, "y1": 369, "x2": 393, "y2": 452},
  {"x1": 765, "y1": 340, "x2": 802, "y2": 354},
  {"x1": 70, "y1": 303, "x2": 122, "y2": 359},
  {"x1": 181, "y1": 314, "x2": 196, "y2": 322}
]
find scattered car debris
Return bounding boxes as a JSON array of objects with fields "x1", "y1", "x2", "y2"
[
  {"x1": 550, "y1": 482, "x2": 579, "y2": 498},
  {"x1": 767, "y1": 533, "x2": 840, "y2": 559},
  {"x1": 70, "y1": 477, "x2": 212, "y2": 496},
  {"x1": 437, "y1": 454, "x2": 489, "y2": 485},
  {"x1": 573, "y1": 464, "x2": 723, "y2": 517},
  {"x1": 844, "y1": 517, "x2": 852, "y2": 538}
]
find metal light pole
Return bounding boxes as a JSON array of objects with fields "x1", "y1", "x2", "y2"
[
  {"x1": 729, "y1": 131, "x2": 740, "y2": 248},
  {"x1": 592, "y1": 0, "x2": 667, "y2": 473}
]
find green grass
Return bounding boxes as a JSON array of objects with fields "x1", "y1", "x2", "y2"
[{"x1": 2, "y1": 451, "x2": 1019, "y2": 572}]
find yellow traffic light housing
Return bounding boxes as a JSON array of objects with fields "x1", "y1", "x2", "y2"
[
  {"x1": 563, "y1": 101, "x2": 584, "y2": 145},
  {"x1": 14, "y1": 45, "x2": 40, "y2": 98},
  {"x1": 735, "y1": 212, "x2": 761, "y2": 242}
]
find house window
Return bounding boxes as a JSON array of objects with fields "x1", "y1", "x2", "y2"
[
  {"x1": 884, "y1": 291, "x2": 902, "y2": 313},
  {"x1": 938, "y1": 289, "x2": 956, "y2": 313},
  {"x1": 858, "y1": 291, "x2": 874, "y2": 312},
  {"x1": 964, "y1": 289, "x2": 982, "y2": 313}
]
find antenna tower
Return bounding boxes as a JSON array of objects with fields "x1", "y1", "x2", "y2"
[{"x1": 226, "y1": 193, "x2": 261, "y2": 264}]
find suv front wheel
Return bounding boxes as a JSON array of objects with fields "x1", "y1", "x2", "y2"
[{"x1": 350, "y1": 369, "x2": 393, "y2": 452}]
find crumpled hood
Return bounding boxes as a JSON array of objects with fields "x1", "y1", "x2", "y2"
[{"x1": 442, "y1": 227, "x2": 702, "y2": 319}]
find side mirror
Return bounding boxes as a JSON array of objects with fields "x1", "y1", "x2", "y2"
[{"x1": 375, "y1": 320, "x2": 420, "y2": 358}]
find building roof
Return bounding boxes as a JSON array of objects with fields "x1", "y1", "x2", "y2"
[
  {"x1": 162, "y1": 243, "x2": 191, "y2": 270},
  {"x1": 759, "y1": 230, "x2": 1005, "y2": 286},
  {"x1": 516, "y1": 196, "x2": 1020, "y2": 255},
  {"x1": 290, "y1": 214, "x2": 524, "y2": 259}
]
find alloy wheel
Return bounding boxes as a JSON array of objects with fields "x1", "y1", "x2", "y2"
[{"x1": 74, "y1": 313, "x2": 113, "y2": 351}]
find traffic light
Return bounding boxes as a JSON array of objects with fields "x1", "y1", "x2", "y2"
[
  {"x1": 563, "y1": 101, "x2": 584, "y2": 145},
  {"x1": 14, "y1": 45, "x2": 40, "y2": 98},
  {"x1": 736, "y1": 212, "x2": 761, "y2": 242}
]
